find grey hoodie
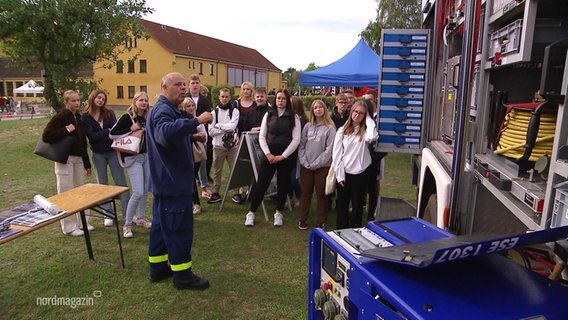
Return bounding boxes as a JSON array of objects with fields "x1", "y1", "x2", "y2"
[{"x1": 298, "y1": 122, "x2": 336, "y2": 170}]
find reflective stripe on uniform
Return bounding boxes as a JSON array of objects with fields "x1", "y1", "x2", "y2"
[
  {"x1": 149, "y1": 254, "x2": 168, "y2": 264},
  {"x1": 170, "y1": 260, "x2": 192, "y2": 272}
]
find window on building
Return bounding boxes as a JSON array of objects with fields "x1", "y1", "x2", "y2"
[
  {"x1": 193, "y1": 61, "x2": 195, "y2": 69},
  {"x1": 6, "y1": 82, "x2": 14, "y2": 97},
  {"x1": 227, "y1": 66, "x2": 267, "y2": 87},
  {"x1": 133, "y1": 37, "x2": 137, "y2": 48},
  {"x1": 255, "y1": 71, "x2": 267, "y2": 88},
  {"x1": 117, "y1": 86, "x2": 124, "y2": 99},
  {"x1": 140, "y1": 59, "x2": 147, "y2": 73},
  {"x1": 228, "y1": 67, "x2": 243, "y2": 87},
  {"x1": 0, "y1": 81, "x2": 5, "y2": 96},
  {"x1": 116, "y1": 60, "x2": 123, "y2": 73},
  {"x1": 128, "y1": 86, "x2": 135, "y2": 99},
  {"x1": 209, "y1": 64, "x2": 214, "y2": 76},
  {"x1": 188, "y1": 61, "x2": 192, "y2": 69},
  {"x1": 15, "y1": 81, "x2": 23, "y2": 97},
  {"x1": 140, "y1": 85, "x2": 147, "y2": 93},
  {"x1": 128, "y1": 60, "x2": 135, "y2": 73},
  {"x1": 198, "y1": 62, "x2": 203, "y2": 75}
]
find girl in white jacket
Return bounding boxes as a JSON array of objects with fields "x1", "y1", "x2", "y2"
[{"x1": 331, "y1": 100, "x2": 378, "y2": 229}]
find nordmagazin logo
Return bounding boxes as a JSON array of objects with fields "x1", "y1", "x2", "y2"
[{"x1": 36, "y1": 290, "x2": 102, "y2": 309}]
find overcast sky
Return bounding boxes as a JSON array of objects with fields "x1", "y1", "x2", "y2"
[{"x1": 143, "y1": 0, "x2": 377, "y2": 71}]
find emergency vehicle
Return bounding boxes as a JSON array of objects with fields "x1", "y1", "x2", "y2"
[{"x1": 377, "y1": 0, "x2": 568, "y2": 236}]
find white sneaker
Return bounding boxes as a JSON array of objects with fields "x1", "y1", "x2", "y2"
[
  {"x1": 133, "y1": 217, "x2": 152, "y2": 229},
  {"x1": 244, "y1": 212, "x2": 255, "y2": 227},
  {"x1": 81, "y1": 224, "x2": 95, "y2": 231},
  {"x1": 104, "y1": 218, "x2": 114, "y2": 227},
  {"x1": 66, "y1": 229, "x2": 84, "y2": 237},
  {"x1": 123, "y1": 225, "x2": 133, "y2": 238},
  {"x1": 193, "y1": 204, "x2": 201, "y2": 215},
  {"x1": 274, "y1": 212, "x2": 283, "y2": 227}
]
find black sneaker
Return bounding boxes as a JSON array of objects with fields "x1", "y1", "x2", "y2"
[
  {"x1": 149, "y1": 268, "x2": 173, "y2": 283},
  {"x1": 207, "y1": 193, "x2": 222, "y2": 204},
  {"x1": 231, "y1": 194, "x2": 243, "y2": 204},
  {"x1": 315, "y1": 223, "x2": 325, "y2": 230},
  {"x1": 173, "y1": 274, "x2": 210, "y2": 290},
  {"x1": 298, "y1": 221, "x2": 308, "y2": 230}
]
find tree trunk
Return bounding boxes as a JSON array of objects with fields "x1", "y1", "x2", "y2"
[{"x1": 43, "y1": 68, "x2": 63, "y2": 112}]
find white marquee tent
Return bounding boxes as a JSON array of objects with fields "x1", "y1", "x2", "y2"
[{"x1": 13, "y1": 80, "x2": 44, "y2": 94}]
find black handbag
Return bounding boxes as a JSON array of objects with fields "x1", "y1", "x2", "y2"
[{"x1": 34, "y1": 135, "x2": 75, "y2": 164}]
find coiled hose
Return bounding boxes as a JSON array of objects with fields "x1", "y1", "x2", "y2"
[{"x1": 494, "y1": 107, "x2": 556, "y2": 162}]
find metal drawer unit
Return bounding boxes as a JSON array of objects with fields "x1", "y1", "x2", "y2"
[{"x1": 378, "y1": 29, "x2": 430, "y2": 153}]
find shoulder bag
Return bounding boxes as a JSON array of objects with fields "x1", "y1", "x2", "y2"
[
  {"x1": 34, "y1": 135, "x2": 75, "y2": 164},
  {"x1": 192, "y1": 140, "x2": 207, "y2": 162},
  {"x1": 111, "y1": 115, "x2": 143, "y2": 154}
]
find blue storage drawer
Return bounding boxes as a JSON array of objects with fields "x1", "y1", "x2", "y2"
[
  {"x1": 382, "y1": 59, "x2": 427, "y2": 70},
  {"x1": 379, "y1": 135, "x2": 421, "y2": 146},
  {"x1": 379, "y1": 123, "x2": 422, "y2": 135},
  {"x1": 382, "y1": 72, "x2": 425, "y2": 83},
  {"x1": 379, "y1": 110, "x2": 422, "y2": 123},
  {"x1": 380, "y1": 97, "x2": 423, "y2": 109},
  {"x1": 383, "y1": 33, "x2": 428, "y2": 44},
  {"x1": 381, "y1": 84, "x2": 424, "y2": 96},
  {"x1": 382, "y1": 47, "x2": 427, "y2": 58}
]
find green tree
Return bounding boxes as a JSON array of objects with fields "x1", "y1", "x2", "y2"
[
  {"x1": 0, "y1": 0, "x2": 153, "y2": 110},
  {"x1": 360, "y1": 0, "x2": 422, "y2": 53},
  {"x1": 283, "y1": 67, "x2": 299, "y2": 91},
  {"x1": 305, "y1": 62, "x2": 319, "y2": 72}
]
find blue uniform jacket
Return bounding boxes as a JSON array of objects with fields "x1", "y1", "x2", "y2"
[{"x1": 146, "y1": 95, "x2": 200, "y2": 197}]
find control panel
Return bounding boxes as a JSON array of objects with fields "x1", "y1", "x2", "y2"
[
  {"x1": 312, "y1": 228, "x2": 394, "y2": 319},
  {"x1": 308, "y1": 217, "x2": 568, "y2": 320}
]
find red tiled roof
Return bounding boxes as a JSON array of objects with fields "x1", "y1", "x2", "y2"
[
  {"x1": 0, "y1": 59, "x2": 93, "y2": 78},
  {"x1": 141, "y1": 19, "x2": 280, "y2": 72},
  {"x1": 0, "y1": 59, "x2": 40, "y2": 78}
]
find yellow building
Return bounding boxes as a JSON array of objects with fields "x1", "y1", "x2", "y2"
[
  {"x1": 0, "y1": 19, "x2": 281, "y2": 107},
  {"x1": 95, "y1": 19, "x2": 282, "y2": 106}
]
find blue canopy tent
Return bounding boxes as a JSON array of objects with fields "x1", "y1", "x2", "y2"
[{"x1": 299, "y1": 38, "x2": 380, "y2": 87}]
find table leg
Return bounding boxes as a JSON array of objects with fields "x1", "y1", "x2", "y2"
[
  {"x1": 112, "y1": 200, "x2": 126, "y2": 268},
  {"x1": 79, "y1": 210, "x2": 94, "y2": 260}
]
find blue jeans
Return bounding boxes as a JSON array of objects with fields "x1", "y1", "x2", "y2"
[
  {"x1": 198, "y1": 161, "x2": 209, "y2": 188},
  {"x1": 124, "y1": 153, "x2": 149, "y2": 225},
  {"x1": 92, "y1": 151, "x2": 130, "y2": 218}
]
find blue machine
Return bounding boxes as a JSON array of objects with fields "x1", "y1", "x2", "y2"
[{"x1": 308, "y1": 217, "x2": 568, "y2": 320}]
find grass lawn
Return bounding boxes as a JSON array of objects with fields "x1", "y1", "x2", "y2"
[{"x1": 0, "y1": 117, "x2": 416, "y2": 320}]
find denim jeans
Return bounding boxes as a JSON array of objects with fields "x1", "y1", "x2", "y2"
[
  {"x1": 92, "y1": 151, "x2": 130, "y2": 218},
  {"x1": 198, "y1": 161, "x2": 209, "y2": 188},
  {"x1": 124, "y1": 153, "x2": 149, "y2": 225}
]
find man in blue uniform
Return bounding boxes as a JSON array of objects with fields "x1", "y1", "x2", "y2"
[{"x1": 146, "y1": 72, "x2": 213, "y2": 290}]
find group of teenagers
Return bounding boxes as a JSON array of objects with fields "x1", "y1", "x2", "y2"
[
  {"x1": 238, "y1": 86, "x2": 384, "y2": 230},
  {"x1": 39, "y1": 72, "x2": 384, "y2": 289},
  {"x1": 41, "y1": 74, "x2": 385, "y2": 239},
  {"x1": 176, "y1": 77, "x2": 384, "y2": 231}
]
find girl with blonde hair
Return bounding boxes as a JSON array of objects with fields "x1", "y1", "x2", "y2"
[
  {"x1": 42, "y1": 90, "x2": 93, "y2": 236},
  {"x1": 331, "y1": 100, "x2": 377, "y2": 229},
  {"x1": 109, "y1": 92, "x2": 152, "y2": 238},
  {"x1": 297, "y1": 100, "x2": 336, "y2": 229}
]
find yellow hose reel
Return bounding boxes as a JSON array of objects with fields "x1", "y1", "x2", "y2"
[{"x1": 494, "y1": 102, "x2": 557, "y2": 162}]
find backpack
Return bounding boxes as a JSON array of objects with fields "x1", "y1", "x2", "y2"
[{"x1": 215, "y1": 105, "x2": 238, "y2": 149}]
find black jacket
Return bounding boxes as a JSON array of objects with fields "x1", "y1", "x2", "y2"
[
  {"x1": 244, "y1": 103, "x2": 271, "y2": 132},
  {"x1": 331, "y1": 107, "x2": 348, "y2": 129},
  {"x1": 81, "y1": 112, "x2": 118, "y2": 154},
  {"x1": 42, "y1": 109, "x2": 92, "y2": 169}
]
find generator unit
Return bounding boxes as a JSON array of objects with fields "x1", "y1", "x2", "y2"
[{"x1": 308, "y1": 217, "x2": 568, "y2": 320}]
